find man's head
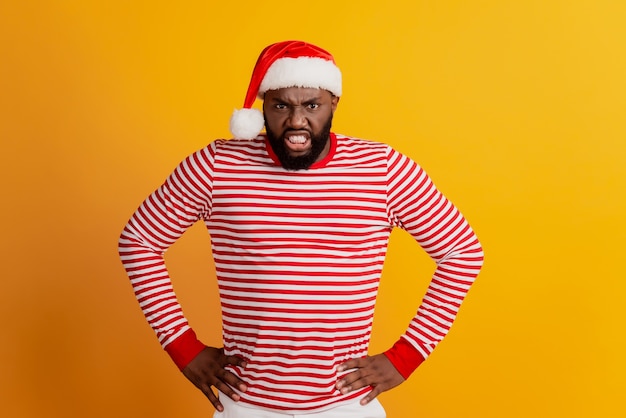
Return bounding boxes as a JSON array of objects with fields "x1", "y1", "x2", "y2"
[
  {"x1": 229, "y1": 41, "x2": 342, "y2": 169},
  {"x1": 264, "y1": 87, "x2": 338, "y2": 170}
]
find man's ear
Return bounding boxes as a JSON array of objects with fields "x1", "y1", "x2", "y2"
[{"x1": 331, "y1": 95, "x2": 340, "y2": 112}]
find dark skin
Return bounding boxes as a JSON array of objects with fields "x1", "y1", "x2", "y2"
[
  {"x1": 182, "y1": 347, "x2": 247, "y2": 412},
  {"x1": 335, "y1": 355, "x2": 405, "y2": 405},
  {"x1": 182, "y1": 87, "x2": 405, "y2": 412},
  {"x1": 263, "y1": 87, "x2": 337, "y2": 165}
]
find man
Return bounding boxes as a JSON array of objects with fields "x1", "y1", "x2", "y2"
[{"x1": 118, "y1": 40, "x2": 484, "y2": 418}]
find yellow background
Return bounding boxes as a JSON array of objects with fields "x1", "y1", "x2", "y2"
[{"x1": 1, "y1": 1, "x2": 624, "y2": 417}]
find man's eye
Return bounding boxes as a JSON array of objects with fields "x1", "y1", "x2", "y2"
[{"x1": 307, "y1": 103, "x2": 320, "y2": 109}]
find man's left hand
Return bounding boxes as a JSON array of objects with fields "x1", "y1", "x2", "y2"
[{"x1": 335, "y1": 354, "x2": 405, "y2": 405}]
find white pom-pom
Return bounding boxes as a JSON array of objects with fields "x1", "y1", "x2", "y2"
[{"x1": 229, "y1": 108, "x2": 265, "y2": 139}]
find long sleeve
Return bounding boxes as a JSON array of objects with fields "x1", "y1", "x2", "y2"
[
  {"x1": 118, "y1": 144, "x2": 217, "y2": 369},
  {"x1": 383, "y1": 146, "x2": 484, "y2": 378}
]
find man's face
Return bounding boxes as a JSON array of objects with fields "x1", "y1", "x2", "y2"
[{"x1": 263, "y1": 87, "x2": 339, "y2": 170}]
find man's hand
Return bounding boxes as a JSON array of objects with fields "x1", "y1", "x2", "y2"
[
  {"x1": 335, "y1": 354, "x2": 405, "y2": 405},
  {"x1": 182, "y1": 347, "x2": 248, "y2": 412}
]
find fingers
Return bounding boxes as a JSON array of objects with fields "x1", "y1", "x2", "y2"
[
  {"x1": 193, "y1": 369, "x2": 245, "y2": 412},
  {"x1": 359, "y1": 386, "x2": 382, "y2": 405},
  {"x1": 217, "y1": 349, "x2": 248, "y2": 391},
  {"x1": 193, "y1": 368, "x2": 245, "y2": 413},
  {"x1": 337, "y1": 356, "x2": 364, "y2": 372},
  {"x1": 223, "y1": 354, "x2": 249, "y2": 374},
  {"x1": 219, "y1": 362, "x2": 248, "y2": 392},
  {"x1": 218, "y1": 366, "x2": 249, "y2": 395},
  {"x1": 336, "y1": 366, "x2": 372, "y2": 394},
  {"x1": 198, "y1": 382, "x2": 224, "y2": 412},
  {"x1": 183, "y1": 347, "x2": 249, "y2": 409},
  {"x1": 336, "y1": 368, "x2": 380, "y2": 406},
  {"x1": 335, "y1": 356, "x2": 368, "y2": 391},
  {"x1": 335, "y1": 354, "x2": 405, "y2": 403},
  {"x1": 222, "y1": 351, "x2": 247, "y2": 365}
]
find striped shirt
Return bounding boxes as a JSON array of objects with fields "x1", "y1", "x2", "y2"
[{"x1": 118, "y1": 133, "x2": 484, "y2": 413}]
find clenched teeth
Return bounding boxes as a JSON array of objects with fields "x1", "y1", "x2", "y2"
[{"x1": 287, "y1": 135, "x2": 307, "y2": 144}]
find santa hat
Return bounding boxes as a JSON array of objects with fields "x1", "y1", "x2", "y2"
[{"x1": 229, "y1": 40, "x2": 342, "y2": 139}]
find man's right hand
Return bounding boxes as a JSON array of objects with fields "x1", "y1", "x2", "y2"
[{"x1": 182, "y1": 346, "x2": 248, "y2": 412}]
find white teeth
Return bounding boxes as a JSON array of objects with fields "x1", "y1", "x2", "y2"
[{"x1": 287, "y1": 135, "x2": 307, "y2": 144}]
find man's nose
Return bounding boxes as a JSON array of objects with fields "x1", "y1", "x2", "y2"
[{"x1": 287, "y1": 107, "x2": 307, "y2": 129}]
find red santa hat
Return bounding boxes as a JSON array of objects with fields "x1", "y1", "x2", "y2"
[{"x1": 229, "y1": 40, "x2": 342, "y2": 139}]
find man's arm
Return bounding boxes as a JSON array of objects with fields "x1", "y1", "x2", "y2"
[
  {"x1": 118, "y1": 148, "x2": 213, "y2": 366},
  {"x1": 118, "y1": 143, "x2": 248, "y2": 410},
  {"x1": 337, "y1": 147, "x2": 484, "y2": 402}
]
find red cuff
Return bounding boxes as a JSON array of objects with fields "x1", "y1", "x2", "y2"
[
  {"x1": 164, "y1": 329, "x2": 206, "y2": 370},
  {"x1": 383, "y1": 338, "x2": 425, "y2": 379}
]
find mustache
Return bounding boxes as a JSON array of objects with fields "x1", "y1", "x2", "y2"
[{"x1": 282, "y1": 129, "x2": 311, "y2": 137}]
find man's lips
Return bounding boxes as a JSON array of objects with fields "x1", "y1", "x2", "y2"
[
  {"x1": 287, "y1": 135, "x2": 307, "y2": 144},
  {"x1": 283, "y1": 131, "x2": 311, "y2": 150},
  {"x1": 284, "y1": 130, "x2": 311, "y2": 142}
]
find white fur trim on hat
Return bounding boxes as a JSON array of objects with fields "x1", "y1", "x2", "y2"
[
  {"x1": 258, "y1": 57, "x2": 342, "y2": 98},
  {"x1": 229, "y1": 108, "x2": 265, "y2": 140}
]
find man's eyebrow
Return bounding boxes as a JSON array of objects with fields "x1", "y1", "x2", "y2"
[
  {"x1": 303, "y1": 97, "x2": 323, "y2": 103},
  {"x1": 266, "y1": 97, "x2": 291, "y2": 104},
  {"x1": 267, "y1": 96, "x2": 323, "y2": 104}
]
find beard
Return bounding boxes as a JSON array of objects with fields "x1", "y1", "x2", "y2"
[{"x1": 265, "y1": 114, "x2": 333, "y2": 171}]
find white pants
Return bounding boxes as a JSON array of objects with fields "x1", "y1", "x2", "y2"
[{"x1": 215, "y1": 396, "x2": 386, "y2": 418}]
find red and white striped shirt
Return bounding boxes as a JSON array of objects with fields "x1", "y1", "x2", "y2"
[{"x1": 118, "y1": 133, "x2": 483, "y2": 413}]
